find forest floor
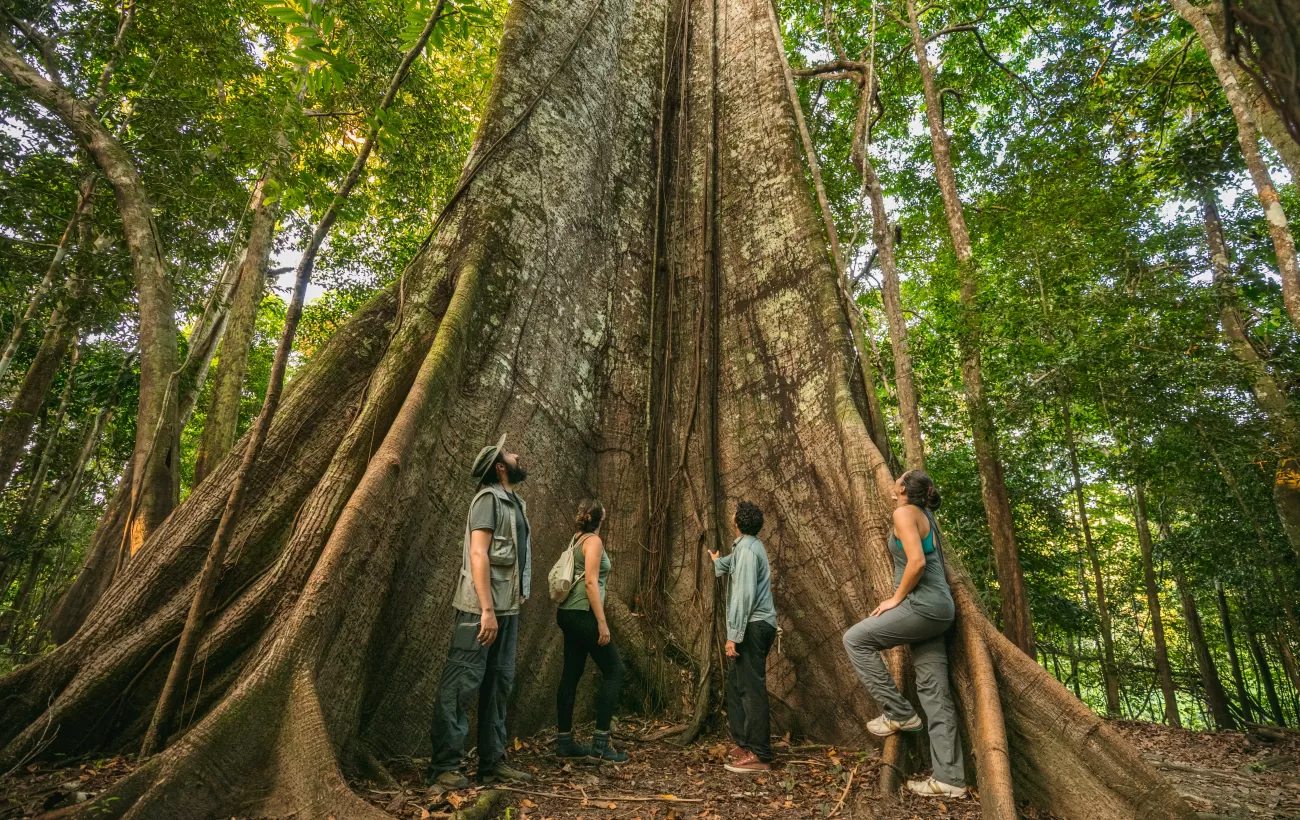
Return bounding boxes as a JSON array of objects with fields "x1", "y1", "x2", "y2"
[{"x1": 0, "y1": 717, "x2": 1297, "y2": 819}]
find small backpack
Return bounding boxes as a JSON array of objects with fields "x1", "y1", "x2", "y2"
[{"x1": 547, "y1": 534, "x2": 589, "y2": 603}]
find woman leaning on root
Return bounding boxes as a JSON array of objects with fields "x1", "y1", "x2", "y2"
[
  {"x1": 841, "y1": 470, "x2": 968, "y2": 798},
  {"x1": 554, "y1": 499, "x2": 628, "y2": 762}
]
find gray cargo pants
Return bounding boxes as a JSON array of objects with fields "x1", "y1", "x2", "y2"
[
  {"x1": 842, "y1": 603, "x2": 965, "y2": 787},
  {"x1": 428, "y1": 610, "x2": 519, "y2": 776}
]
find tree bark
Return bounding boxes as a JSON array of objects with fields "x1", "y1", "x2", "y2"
[
  {"x1": 0, "y1": 283, "x2": 80, "y2": 497},
  {"x1": 1059, "y1": 386, "x2": 1120, "y2": 716},
  {"x1": 1135, "y1": 482, "x2": 1180, "y2": 726},
  {"x1": 903, "y1": 0, "x2": 1033, "y2": 654},
  {"x1": 1245, "y1": 614, "x2": 1287, "y2": 725},
  {"x1": 1173, "y1": 562, "x2": 1235, "y2": 729},
  {"x1": 1216, "y1": 581, "x2": 1255, "y2": 724},
  {"x1": 1170, "y1": 0, "x2": 1300, "y2": 331},
  {"x1": 193, "y1": 175, "x2": 279, "y2": 485},
  {"x1": 0, "y1": 3, "x2": 1189, "y2": 819},
  {"x1": 0, "y1": 178, "x2": 93, "y2": 387},
  {"x1": 1200, "y1": 192, "x2": 1300, "y2": 563},
  {"x1": 860, "y1": 148, "x2": 924, "y2": 471},
  {"x1": 0, "y1": 27, "x2": 180, "y2": 558}
]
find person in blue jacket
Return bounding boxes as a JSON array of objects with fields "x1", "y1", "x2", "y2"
[{"x1": 709, "y1": 501, "x2": 778, "y2": 774}]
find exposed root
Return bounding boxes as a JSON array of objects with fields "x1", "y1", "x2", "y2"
[{"x1": 452, "y1": 789, "x2": 507, "y2": 820}]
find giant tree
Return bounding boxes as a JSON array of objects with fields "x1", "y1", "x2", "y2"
[{"x1": 0, "y1": 1, "x2": 1190, "y2": 819}]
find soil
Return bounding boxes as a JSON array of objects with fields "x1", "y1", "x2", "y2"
[{"x1": 1, "y1": 717, "x2": 1297, "y2": 819}]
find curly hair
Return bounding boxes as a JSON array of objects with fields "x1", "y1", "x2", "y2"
[
  {"x1": 575, "y1": 498, "x2": 605, "y2": 533},
  {"x1": 734, "y1": 500, "x2": 764, "y2": 536},
  {"x1": 900, "y1": 470, "x2": 942, "y2": 511}
]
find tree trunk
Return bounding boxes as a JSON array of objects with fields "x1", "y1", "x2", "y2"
[
  {"x1": 1201, "y1": 192, "x2": 1300, "y2": 564},
  {"x1": 0, "y1": 286, "x2": 80, "y2": 497},
  {"x1": 1216, "y1": 581, "x2": 1255, "y2": 724},
  {"x1": 1135, "y1": 482, "x2": 1180, "y2": 726},
  {"x1": 903, "y1": 0, "x2": 1033, "y2": 654},
  {"x1": 1173, "y1": 560, "x2": 1235, "y2": 729},
  {"x1": 860, "y1": 147, "x2": 924, "y2": 471},
  {"x1": 193, "y1": 175, "x2": 279, "y2": 485},
  {"x1": 1245, "y1": 612, "x2": 1287, "y2": 725},
  {"x1": 1060, "y1": 385, "x2": 1120, "y2": 716},
  {"x1": 0, "y1": 178, "x2": 93, "y2": 387},
  {"x1": 1170, "y1": 0, "x2": 1300, "y2": 331},
  {"x1": 0, "y1": 3, "x2": 1189, "y2": 819},
  {"x1": 0, "y1": 28, "x2": 180, "y2": 559}
]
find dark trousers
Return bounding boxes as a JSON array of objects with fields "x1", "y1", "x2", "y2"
[
  {"x1": 428, "y1": 610, "x2": 519, "y2": 775},
  {"x1": 727, "y1": 620, "x2": 776, "y2": 762},
  {"x1": 556, "y1": 607, "x2": 625, "y2": 732}
]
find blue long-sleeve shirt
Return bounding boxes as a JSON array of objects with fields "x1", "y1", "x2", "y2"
[{"x1": 714, "y1": 535, "x2": 778, "y2": 643}]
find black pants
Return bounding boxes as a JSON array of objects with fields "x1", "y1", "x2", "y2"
[
  {"x1": 727, "y1": 620, "x2": 776, "y2": 762},
  {"x1": 556, "y1": 607, "x2": 625, "y2": 732}
]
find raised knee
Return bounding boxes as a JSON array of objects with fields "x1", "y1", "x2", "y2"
[{"x1": 844, "y1": 623, "x2": 881, "y2": 653}]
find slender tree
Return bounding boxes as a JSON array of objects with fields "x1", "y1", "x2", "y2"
[{"x1": 901, "y1": 0, "x2": 1034, "y2": 654}]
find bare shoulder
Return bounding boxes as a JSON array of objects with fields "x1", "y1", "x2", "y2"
[
  {"x1": 586, "y1": 533, "x2": 605, "y2": 552},
  {"x1": 891, "y1": 505, "x2": 923, "y2": 532}
]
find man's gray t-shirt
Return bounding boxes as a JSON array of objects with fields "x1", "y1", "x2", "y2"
[{"x1": 468, "y1": 491, "x2": 530, "y2": 596}]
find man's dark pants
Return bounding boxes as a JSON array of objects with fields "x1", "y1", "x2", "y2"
[
  {"x1": 428, "y1": 610, "x2": 519, "y2": 776},
  {"x1": 726, "y1": 620, "x2": 776, "y2": 763}
]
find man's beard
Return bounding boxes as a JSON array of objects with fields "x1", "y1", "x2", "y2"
[{"x1": 506, "y1": 464, "x2": 529, "y2": 484}]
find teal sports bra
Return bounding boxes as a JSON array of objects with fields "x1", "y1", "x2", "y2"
[{"x1": 893, "y1": 527, "x2": 936, "y2": 554}]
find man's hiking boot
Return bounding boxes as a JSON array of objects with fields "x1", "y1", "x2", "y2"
[
  {"x1": 588, "y1": 731, "x2": 629, "y2": 763},
  {"x1": 727, "y1": 744, "x2": 746, "y2": 761},
  {"x1": 724, "y1": 751, "x2": 771, "y2": 774},
  {"x1": 866, "y1": 713, "x2": 922, "y2": 737},
  {"x1": 556, "y1": 732, "x2": 593, "y2": 758},
  {"x1": 906, "y1": 777, "x2": 968, "y2": 798},
  {"x1": 479, "y1": 760, "x2": 534, "y2": 784},
  {"x1": 425, "y1": 769, "x2": 469, "y2": 790}
]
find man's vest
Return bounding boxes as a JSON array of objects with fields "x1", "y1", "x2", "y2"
[{"x1": 452, "y1": 485, "x2": 531, "y2": 615}]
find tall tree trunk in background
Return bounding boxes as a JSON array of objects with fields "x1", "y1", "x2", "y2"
[
  {"x1": 0, "y1": 28, "x2": 180, "y2": 560},
  {"x1": 11, "y1": 339, "x2": 80, "y2": 540},
  {"x1": 0, "y1": 3, "x2": 1190, "y2": 819},
  {"x1": 1136, "y1": 483, "x2": 1180, "y2": 726},
  {"x1": 860, "y1": 147, "x2": 924, "y2": 470},
  {"x1": 903, "y1": 0, "x2": 1033, "y2": 654},
  {"x1": 1216, "y1": 581, "x2": 1255, "y2": 723},
  {"x1": 0, "y1": 281, "x2": 81, "y2": 496},
  {"x1": 1245, "y1": 615, "x2": 1286, "y2": 725},
  {"x1": 1059, "y1": 386, "x2": 1121, "y2": 716},
  {"x1": 1171, "y1": 0, "x2": 1300, "y2": 331},
  {"x1": 1202, "y1": 193, "x2": 1300, "y2": 562},
  {"x1": 193, "y1": 174, "x2": 279, "y2": 485},
  {"x1": 0, "y1": 178, "x2": 93, "y2": 387},
  {"x1": 1172, "y1": 557, "x2": 1235, "y2": 729}
]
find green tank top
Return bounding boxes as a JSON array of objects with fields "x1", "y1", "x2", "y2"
[{"x1": 559, "y1": 533, "x2": 610, "y2": 611}]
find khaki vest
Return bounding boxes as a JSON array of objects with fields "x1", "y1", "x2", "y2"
[{"x1": 452, "y1": 485, "x2": 530, "y2": 615}]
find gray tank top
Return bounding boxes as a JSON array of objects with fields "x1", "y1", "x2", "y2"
[{"x1": 888, "y1": 508, "x2": 955, "y2": 622}]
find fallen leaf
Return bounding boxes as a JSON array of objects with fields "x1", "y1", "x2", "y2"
[
  {"x1": 521, "y1": 799, "x2": 537, "y2": 808},
  {"x1": 608, "y1": 802, "x2": 618, "y2": 809},
  {"x1": 514, "y1": 737, "x2": 522, "y2": 751},
  {"x1": 421, "y1": 810, "x2": 431, "y2": 820},
  {"x1": 446, "y1": 793, "x2": 465, "y2": 809}
]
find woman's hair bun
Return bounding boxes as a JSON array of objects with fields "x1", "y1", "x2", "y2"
[
  {"x1": 575, "y1": 498, "x2": 605, "y2": 533},
  {"x1": 902, "y1": 470, "x2": 942, "y2": 511}
]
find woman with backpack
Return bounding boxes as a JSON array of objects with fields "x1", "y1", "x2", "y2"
[
  {"x1": 553, "y1": 499, "x2": 628, "y2": 762},
  {"x1": 841, "y1": 470, "x2": 968, "y2": 799}
]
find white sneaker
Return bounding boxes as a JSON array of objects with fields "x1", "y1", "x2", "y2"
[
  {"x1": 906, "y1": 777, "x2": 968, "y2": 798},
  {"x1": 866, "y1": 714, "x2": 922, "y2": 737}
]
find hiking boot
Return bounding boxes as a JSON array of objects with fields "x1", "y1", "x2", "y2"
[
  {"x1": 425, "y1": 769, "x2": 469, "y2": 790},
  {"x1": 906, "y1": 777, "x2": 968, "y2": 798},
  {"x1": 556, "y1": 732, "x2": 593, "y2": 758},
  {"x1": 588, "y1": 731, "x2": 629, "y2": 763},
  {"x1": 479, "y1": 760, "x2": 534, "y2": 784},
  {"x1": 726, "y1": 744, "x2": 746, "y2": 760},
  {"x1": 724, "y1": 751, "x2": 771, "y2": 774},
  {"x1": 866, "y1": 713, "x2": 922, "y2": 737}
]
